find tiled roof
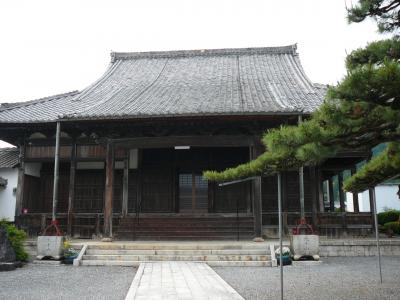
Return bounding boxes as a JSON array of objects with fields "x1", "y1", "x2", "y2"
[
  {"x1": 0, "y1": 148, "x2": 19, "y2": 168},
  {"x1": 0, "y1": 45, "x2": 327, "y2": 123},
  {"x1": 0, "y1": 91, "x2": 79, "y2": 123}
]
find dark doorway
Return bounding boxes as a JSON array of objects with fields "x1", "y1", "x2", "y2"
[{"x1": 179, "y1": 173, "x2": 208, "y2": 213}]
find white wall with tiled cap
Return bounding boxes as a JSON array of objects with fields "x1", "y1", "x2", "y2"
[{"x1": 0, "y1": 168, "x2": 18, "y2": 221}]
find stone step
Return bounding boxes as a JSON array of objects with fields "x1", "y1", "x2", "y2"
[
  {"x1": 81, "y1": 260, "x2": 271, "y2": 267},
  {"x1": 83, "y1": 254, "x2": 270, "y2": 261},
  {"x1": 81, "y1": 260, "x2": 141, "y2": 267},
  {"x1": 206, "y1": 260, "x2": 271, "y2": 267},
  {"x1": 86, "y1": 243, "x2": 267, "y2": 251},
  {"x1": 85, "y1": 249, "x2": 268, "y2": 255}
]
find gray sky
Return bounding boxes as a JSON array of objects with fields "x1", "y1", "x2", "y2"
[{"x1": 0, "y1": 0, "x2": 384, "y2": 146}]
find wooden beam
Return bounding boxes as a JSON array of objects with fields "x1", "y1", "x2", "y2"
[
  {"x1": 122, "y1": 157, "x2": 129, "y2": 216},
  {"x1": 103, "y1": 141, "x2": 115, "y2": 238},
  {"x1": 67, "y1": 142, "x2": 76, "y2": 236},
  {"x1": 15, "y1": 144, "x2": 25, "y2": 219},
  {"x1": 112, "y1": 135, "x2": 254, "y2": 148}
]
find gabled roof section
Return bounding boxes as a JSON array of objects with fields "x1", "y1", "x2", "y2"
[
  {"x1": 0, "y1": 45, "x2": 326, "y2": 123},
  {"x1": 0, "y1": 147, "x2": 19, "y2": 168}
]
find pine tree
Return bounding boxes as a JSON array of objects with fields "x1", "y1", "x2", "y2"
[{"x1": 204, "y1": 1, "x2": 400, "y2": 193}]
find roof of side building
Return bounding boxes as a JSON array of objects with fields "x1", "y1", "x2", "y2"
[{"x1": 0, "y1": 148, "x2": 19, "y2": 168}]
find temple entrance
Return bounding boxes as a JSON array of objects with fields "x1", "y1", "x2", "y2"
[{"x1": 179, "y1": 173, "x2": 208, "y2": 213}]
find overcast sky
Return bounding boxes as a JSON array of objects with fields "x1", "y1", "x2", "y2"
[
  {"x1": 0, "y1": 0, "x2": 384, "y2": 103},
  {"x1": 0, "y1": 1, "x2": 385, "y2": 146}
]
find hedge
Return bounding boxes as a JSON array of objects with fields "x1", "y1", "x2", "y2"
[
  {"x1": 383, "y1": 221, "x2": 400, "y2": 235},
  {"x1": 0, "y1": 220, "x2": 28, "y2": 261},
  {"x1": 377, "y1": 210, "x2": 400, "y2": 226}
]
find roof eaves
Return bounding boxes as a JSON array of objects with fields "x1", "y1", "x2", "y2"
[
  {"x1": 59, "y1": 110, "x2": 308, "y2": 122},
  {"x1": 0, "y1": 91, "x2": 80, "y2": 112}
]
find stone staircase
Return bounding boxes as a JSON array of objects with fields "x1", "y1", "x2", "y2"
[
  {"x1": 116, "y1": 215, "x2": 255, "y2": 240},
  {"x1": 80, "y1": 242, "x2": 272, "y2": 267}
]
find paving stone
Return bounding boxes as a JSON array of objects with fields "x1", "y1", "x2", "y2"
[{"x1": 125, "y1": 262, "x2": 244, "y2": 300}]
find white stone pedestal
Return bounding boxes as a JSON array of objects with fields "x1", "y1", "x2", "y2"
[
  {"x1": 290, "y1": 234, "x2": 320, "y2": 261},
  {"x1": 37, "y1": 236, "x2": 64, "y2": 260}
]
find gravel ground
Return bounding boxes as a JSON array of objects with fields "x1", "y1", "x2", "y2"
[
  {"x1": 214, "y1": 257, "x2": 400, "y2": 300},
  {"x1": 0, "y1": 265, "x2": 135, "y2": 300}
]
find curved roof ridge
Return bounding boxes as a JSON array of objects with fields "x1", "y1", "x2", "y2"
[
  {"x1": 0, "y1": 91, "x2": 80, "y2": 112},
  {"x1": 72, "y1": 60, "x2": 122, "y2": 102},
  {"x1": 111, "y1": 44, "x2": 297, "y2": 61}
]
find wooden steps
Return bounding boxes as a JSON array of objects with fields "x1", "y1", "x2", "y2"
[{"x1": 116, "y1": 216, "x2": 255, "y2": 240}]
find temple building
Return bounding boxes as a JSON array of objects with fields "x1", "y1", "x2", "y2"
[{"x1": 0, "y1": 45, "x2": 373, "y2": 239}]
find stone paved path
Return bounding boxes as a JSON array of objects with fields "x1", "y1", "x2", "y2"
[{"x1": 125, "y1": 262, "x2": 244, "y2": 300}]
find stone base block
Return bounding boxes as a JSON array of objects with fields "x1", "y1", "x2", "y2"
[
  {"x1": 290, "y1": 234, "x2": 320, "y2": 260},
  {"x1": 0, "y1": 261, "x2": 22, "y2": 271},
  {"x1": 37, "y1": 236, "x2": 65, "y2": 260}
]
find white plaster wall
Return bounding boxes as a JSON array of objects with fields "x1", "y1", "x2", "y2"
[
  {"x1": 358, "y1": 185, "x2": 400, "y2": 213},
  {"x1": 0, "y1": 168, "x2": 18, "y2": 221},
  {"x1": 375, "y1": 185, "x2": 400, "y2": 212}
]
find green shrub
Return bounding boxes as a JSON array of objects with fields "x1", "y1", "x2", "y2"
[
  {"x1": 377, "y1": 210, "x2": 400, "y2": 225},
  {"x1": 383, "y1": 221, "x2": 400, "y2": 235},
  {"x1": 0, "y1": 220, "x2": 28, "y2": 261}
]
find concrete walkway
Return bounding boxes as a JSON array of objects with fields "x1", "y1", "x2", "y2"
[{"x1": 125, "y1": 262, "x2": 244, "y2": 300}]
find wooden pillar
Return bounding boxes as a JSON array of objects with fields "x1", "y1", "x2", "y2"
[
  {"x1": 351, "y1": 167, "x2": 360, "y2": 213},
  {"x1": 15, "y1": 144, "x2": 25, "y2": 219},
  {"x1": 67, "y1": 142, "x2": 76, "y2": 236},
  {"x1": 310, "y1": 166, "x2": 318, "y2": 228},
  {"x1": 136, "y1": 149, "x2": 142, "y2": 214},
  {"x1": 369, "y1": 188, "x2": 375, "y2": 230},
  {"x1": 52, "y1": 121, "x2": 61, "y2": 221},
  {"x1": 247, "y1": 146, "x2": 253, "y2": 213},
  {"x1": 250, "y1": 141, "x2": 263, "y2": 238},
  {"x1": 338, "y1": 171, "x2": 347, "y2": 234},
  {"x1": 103, "y1": 141, "x2": 115, "y2": 238},
  {"x1": 328, "y1": 177, "x2": 335, "y2": 212},
  {"x1": 121, "y1": 157, "x2": 129, "y2": 216},
  {"x1": 338, "y1": 172, "x2": 346, "y2": 212},
  {"x1": 253, "y1": 176, "x2": 263, "y2": 237},
  {"x1": 317, "y1": 168, "x2": 324, "y2": 212},
  {"x1": 298, "y1": 115, "x2": 305, "y2": 220}
]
